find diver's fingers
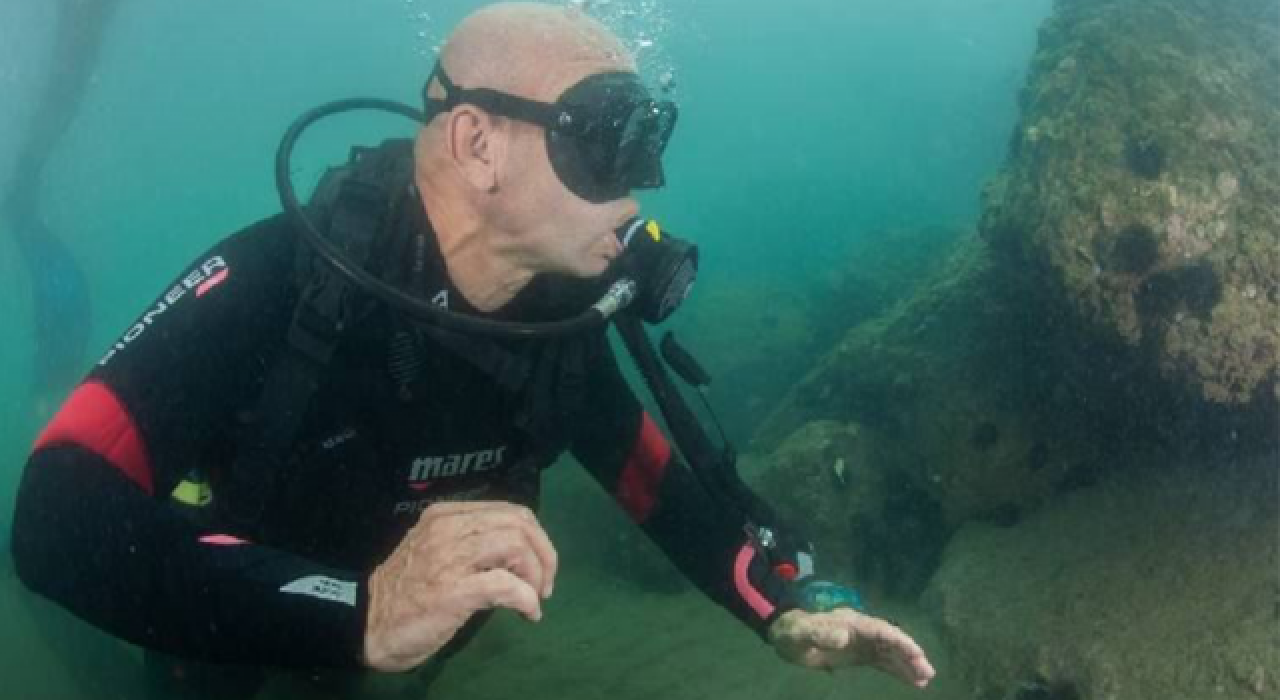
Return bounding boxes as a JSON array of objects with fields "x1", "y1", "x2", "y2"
[
  {"x1": 416, "y1": 501, "x2": 558, "y2": 598},
  {"x1": 433, "y1": 525, "x2": 547, "y2": 599},
  {"x1": 864, "y1": 619, "x2": 935, "y2": 687},
  {"x1": 454, "y1": 568, "x2": 544, "y2": 621}
]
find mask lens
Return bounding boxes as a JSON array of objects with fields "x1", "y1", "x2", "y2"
[
  {"x1": 549, "y1": 73, "x2": 678, "y2": 202},
  {"x1": 614, "y1": 100, "x2": 676, "y2": 188}
]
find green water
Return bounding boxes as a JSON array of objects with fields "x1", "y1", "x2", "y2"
[{"x1": 1, "y1": 0, "x2": 1054, "y2": 697}]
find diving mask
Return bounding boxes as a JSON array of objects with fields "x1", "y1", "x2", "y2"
[{"x1": 422, "y1": 64, "x2": 678, "y2": 203}]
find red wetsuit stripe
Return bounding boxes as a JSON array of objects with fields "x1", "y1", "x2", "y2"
[
  {"x1": 615, "y1": 412, "x2": 671, "y2": 523},
  {"x1": 33, "y1": 381, "x2": 154, "y2": 495}
]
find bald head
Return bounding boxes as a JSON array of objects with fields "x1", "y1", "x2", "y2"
[
  {"x1": 416, "y1": 3, "x2": 638, "y2": 193},
  {"x1": 412, "y1": 2, "x2": 644, "y2": 301},
  {"x1": 429, "y1": 2, "x2": 635, "y2": 104}
]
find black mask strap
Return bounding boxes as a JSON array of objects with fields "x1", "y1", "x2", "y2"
[
  {"x1": 422, "y1": 63, "x2": 565, "y2": 129},
  {"x1": 421, "y1": 63, "x2": 456, "y2": 119}
]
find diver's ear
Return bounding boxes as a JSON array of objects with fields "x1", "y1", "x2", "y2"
[{"x1": 447, "y1": 105, "x2": 504, "y2": 193}]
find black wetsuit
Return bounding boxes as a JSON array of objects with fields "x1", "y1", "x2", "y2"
[{"x1": 10, "y1": 182, "x2": 807, "y2": 673}]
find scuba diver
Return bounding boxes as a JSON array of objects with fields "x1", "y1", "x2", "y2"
[
  {"x1": 2, "y1": 0, "x2": 123, "y2": 410},
  {"x1": 9, "y1": 3, "x2": 935, "y2": 697}
]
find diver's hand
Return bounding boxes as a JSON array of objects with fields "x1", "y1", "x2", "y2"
[
  {"x1": 363, "y1": 501, "x2": 558, "y2": 672},
  {"x1": 769, "y1": 608, "x2": 935, "y2": 687}
]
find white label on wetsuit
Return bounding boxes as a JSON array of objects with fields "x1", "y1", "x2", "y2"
[
  {"x1": 280, "y1": 575, "x2": 358, "y2": 607},
  {"x1": 99, "y1": 255, "x2": 230, "y2": 366}
]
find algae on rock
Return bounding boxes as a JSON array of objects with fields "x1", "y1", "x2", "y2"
[
  {"x1": 753, "y1": 236, "x2": 1108, "y2": 529},
  {"x1": 980, "y1": 0, "x2": 1280, "y2": 405},
  {"x1": 747, "y1": 420, "x2": 948, "y2": 598}
]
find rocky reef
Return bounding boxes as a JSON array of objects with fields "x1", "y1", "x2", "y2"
[
  {"x1": 753, "y1": 234, "x2": 1124, "y2": 527},
  {"x1": 981, "y1": 0, "x2": 1280, "y2": 406},
  {"x1": 752, "y1": 0, "x2": 1278, "y2": 576},
  {"x1": 747, "y1": 0, "x2": 1278, "y2": 695}
]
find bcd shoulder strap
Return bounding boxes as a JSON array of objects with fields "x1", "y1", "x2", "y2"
[
  {"x1": 219, "y1": 137, "x2": 593, "y2": 531},
  {"x1": 220, "y1": 139, "x2": 413, "y2": 530}
]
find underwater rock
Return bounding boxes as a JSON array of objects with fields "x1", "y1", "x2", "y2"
[
  {"x1": 746, "y1": 418, "x2": 950, "y2": 598},
  {"x1": 750, "y1": 218, "x2": 1275, "y2": 587},
  {"x1": 746, "y1": 420, "x2": 887, "y2": 585},
  {"x1": 980, "y1": 0, "x2": 1280, "y2": 405},
  {"x1": 754, "y1": 237, "x2": 1106, "y2": 527},
  {"x1": 922, "y1": 453, "x2": 1278, "y2": 700}
]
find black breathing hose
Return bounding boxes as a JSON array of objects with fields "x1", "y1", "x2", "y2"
[{"x1": 274, "y1": 97, "x2": 624, "y2": 339}]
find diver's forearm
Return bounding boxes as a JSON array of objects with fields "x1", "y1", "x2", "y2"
[{"x1": 12, "y1": 446, "x2": 368, "y2": 668}]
